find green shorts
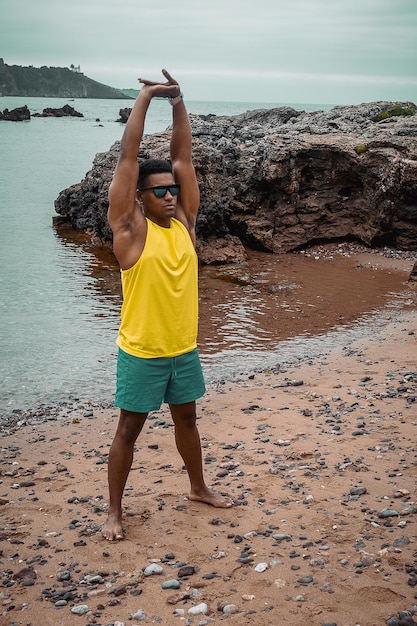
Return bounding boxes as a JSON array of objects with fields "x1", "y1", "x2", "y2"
[{"x1": 115, "y1": 347, "x2": 206, "y2": 413}]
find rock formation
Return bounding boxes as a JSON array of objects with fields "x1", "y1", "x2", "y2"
[
  {"x1": 32, "y1": 104, "x2": 83, "y2": 118},
  {"x1": 0, "y1": 105, "x2": 30, "y2": 121},
  {"x1": 54, "y1": 101, "x2": 417, "y2": 264}
]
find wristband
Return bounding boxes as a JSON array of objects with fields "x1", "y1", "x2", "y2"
[{"x1": 169, "y1": 93, "x2": 183, "y2": 106}]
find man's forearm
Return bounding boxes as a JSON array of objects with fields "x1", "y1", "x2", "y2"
[
  {"x1": 120, "y1": 90, "x2": 152, "y2": 158},
  {"x1": 170, "y1": 100, "x2": 192, "y2": 163}
]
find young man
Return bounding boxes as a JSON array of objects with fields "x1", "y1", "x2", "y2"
[{"x1": 102, "y1": 69, "x2": 232, "y2": 541}]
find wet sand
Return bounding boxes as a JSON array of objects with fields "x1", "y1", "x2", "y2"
[{"x1": 1, "y1": 250, "x2": 417, "y2": 626}]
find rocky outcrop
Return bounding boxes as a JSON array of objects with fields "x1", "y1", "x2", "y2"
[
  {"x1": 1, "y1": 103, "x2": 83, "y2": 121},
  {"x1": 116, "y1": 107, "x2": 132, "y2": 123},
  {"x1": 0, "y1": 105, "x2": 30, "y2": 121},
  {"x1": 54, "y1": 101, "x2": 417, "y2": 263},
  {"x1": 33, "y1": 104, "x2": 83, "y2": 118}
]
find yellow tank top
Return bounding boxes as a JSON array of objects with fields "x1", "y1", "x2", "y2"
[{"x1": 116, "y1": 217, "x2": 198, "y2": 358}]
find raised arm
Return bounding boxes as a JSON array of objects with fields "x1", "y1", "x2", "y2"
[
  {"x1": 170, "y1": 91, "x2": 200, "y2": 240},
  {"x1": 108, "y1": 72, "x2": 180, "y2": 268},
  {"x1": 107, "y1": 90, "x2": 151, "y2": 234},
  {"x1": 139, "y1": 69, "x2": 200, "y2": 241}
]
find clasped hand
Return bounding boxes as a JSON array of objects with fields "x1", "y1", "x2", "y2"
[{"x1": 138, "y1": 69, "x2": 180, "y2": 99}]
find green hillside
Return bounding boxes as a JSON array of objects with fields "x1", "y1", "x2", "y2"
[{"x1": 0, "y1": 59, "x2": 132, "y2": 99}]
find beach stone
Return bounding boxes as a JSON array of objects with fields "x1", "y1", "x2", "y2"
[
  {"x1": 130, "y1": 608, "x2": 146, "y2": 620},
  {"x1": 162, "y1": 579, "x2": 181, "y2": 589},
  {"x1": 254, "y1": 562, "x2": 268, "y2": 572},
  {"x1": 298, "y1": 575, "x2": 314, "y2": 584},
  {"x1": 272, "y1": 533, "x2": 292, "y2": 542},
  {"x1": 143, "y1": 563, "x2": 163, "y2": 576},
  {"x1": 188, "y1": 602, "x2": 209, "y2": 615},
  {"x1": 378, "y1": 508, "x2": 399, "y2": 518},
  {"x1": 70, "y1": 604, "x2": 89, "y2": 615},
  {"x1": 178, "y1": 565, "x2": 196, "y2": 577},
  {"x1": 393, "y1": 537, "x2": 410, "y2": 547},
  {"x1": 57, "y1": 569, "x2": 71, "y2": 581},
  {"x1": 361, "y1": 554, "x2": 376, "y2": 567},
  {"x1": 401, "y1": 506, "x2": 417, "y2": 515},
  {"x1": 223, "y1": 604, "x2": 239, "y2": 614},
  {"x1": 87, "y1": 574, "x2": 104, "y2": 584}
]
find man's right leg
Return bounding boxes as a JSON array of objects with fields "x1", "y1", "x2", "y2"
[{"x1": 102, "y1": 409, "x2": 147, "y2": 541}]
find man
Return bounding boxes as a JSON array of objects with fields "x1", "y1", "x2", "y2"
[{"x1": 102, "y1": 69, "x2": 232, "y2": 541}]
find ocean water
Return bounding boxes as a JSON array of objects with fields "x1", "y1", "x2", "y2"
[{"x1": 0, "y1": 96, "x2": 413, "y2": 416}]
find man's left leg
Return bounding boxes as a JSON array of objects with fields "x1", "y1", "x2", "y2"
[{"x1": 169, "y1": 401, "x2": 233, "y2": 508}]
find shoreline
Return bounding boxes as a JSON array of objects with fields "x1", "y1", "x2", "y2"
[
  {"x1": 0, "y1": 303, "x2": 416, "y2": 625},
  {"x1": 2, "y1": 242, "x2": 416, "y2": 426}
]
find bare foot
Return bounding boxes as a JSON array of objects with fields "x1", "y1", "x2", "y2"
[
  {"x1": 189, "y1": 487, "x2": 233, "y2": 508},
  {"x1": 101, "y1": 512, "x2": 124, "y2": 541}
]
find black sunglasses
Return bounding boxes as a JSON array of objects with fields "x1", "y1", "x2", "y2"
[{"x1": 139, "y1": 184, "x2": 181, "y2": 198}]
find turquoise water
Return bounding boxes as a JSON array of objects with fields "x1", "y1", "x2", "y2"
[{"x1": 5, "y1": 95, "x2": 409, "y2": 416}]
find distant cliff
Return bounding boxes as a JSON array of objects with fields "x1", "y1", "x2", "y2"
[{"x1": 0, "y1": 59, "x2": 130, "y2": 99}]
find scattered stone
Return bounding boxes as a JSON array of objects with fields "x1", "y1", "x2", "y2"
[
  {"x1": 162, "y1": 579, "x2": 181, "y2": 590},
  {"x1": 188, "y1": 602, "x2": 209, "y2": 615},
  {"x1": 177, "y1": 565, "x2": 196, "y2": 577},
  {"x1": 130, "y1": 608, "x2": 146, "y2": 620},
  {"x1": 143, "y1": 563, "x2": 163, "y2": 576},
  {"x1": 297, "y1": 575, "x2": 314, "y2": 585},
  {"x1": 378, "y1": 508, "x2": 399, "y2": 518},
  {"x1": 70, "y1": 604, "x2": 89, "y2": 615},
  {"x1": 254, "y1": 562, "x2": 268, "y2": 572},
  {"x1": 12, "y1": 567, "x2": 37, "y2": 583}
]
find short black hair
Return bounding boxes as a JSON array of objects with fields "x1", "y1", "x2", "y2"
[{"x1": 137, "y1": 159, "x2": 173, "y2": 189}]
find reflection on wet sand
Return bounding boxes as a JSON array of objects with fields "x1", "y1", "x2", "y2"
[
  {"x1": 57, "y1": 226, "x2": 416, "y2": 382},
  {"x1": 198, "y1": 249, "x2": 416, "y2": 370}
]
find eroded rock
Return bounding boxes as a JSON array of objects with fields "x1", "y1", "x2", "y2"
[{"x1": 54, "y1": 101, "x2": 417, "y2": 263}]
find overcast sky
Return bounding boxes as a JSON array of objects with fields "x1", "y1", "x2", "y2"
[{"x1": 2, "y1": 0, "x2": 416, "y2": 104}]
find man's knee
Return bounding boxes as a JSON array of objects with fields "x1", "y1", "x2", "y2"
[
  {"x1": 170, "y1": 402, "x2": 197, "y2": 428},
  {"x1": 117, "y1": 409, "x2": 147, "y2": 442}
]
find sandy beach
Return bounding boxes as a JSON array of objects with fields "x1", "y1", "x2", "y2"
[{"x1": 1, "y1": 255, "x2": 416, "y2": 626}]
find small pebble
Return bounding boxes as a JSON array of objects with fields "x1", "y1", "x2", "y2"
[
  {"x1": 130, "y1": 608, "x2": 146, "y2": 620},
  {"x1": 188, "y1": 602, "x2": 209, "y2": 615},
  {"x1": 70, "y1": 604, "x2": 89, "y2": 615},
  {"x1": 162, "y1": 579, "x2": 181, "y2": 590},
  {"x1": 143, "y1": 563, "x2": 163, "y2": 576},
  {"x1": 254, "y1": 562, "x2": 268, "y2": 572}
]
